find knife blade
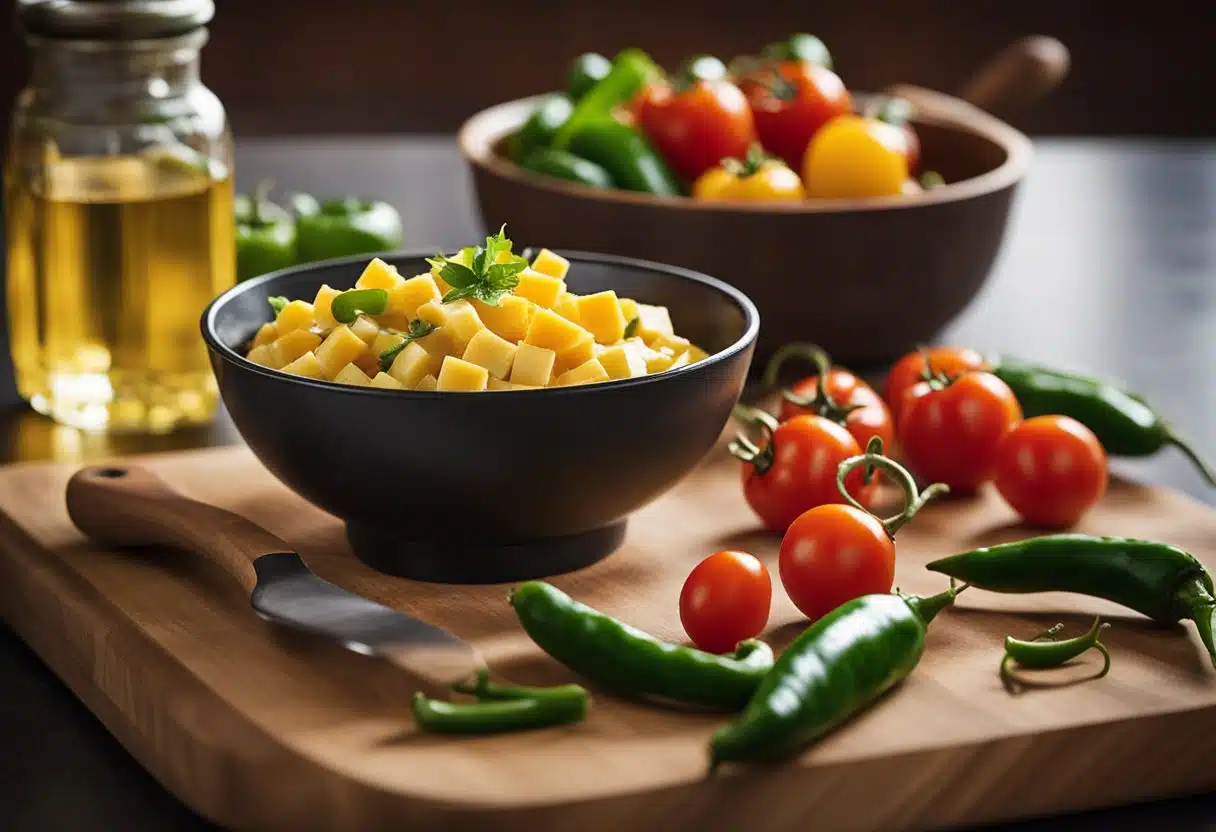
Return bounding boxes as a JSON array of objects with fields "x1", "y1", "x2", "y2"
[{"x1": 65, "y1": 465, "x2": 483, "y2": 693}]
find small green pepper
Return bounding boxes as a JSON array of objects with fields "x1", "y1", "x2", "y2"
[
  {"x1": 329, "y1": 288, "x2": 388, "y2": 324},
  {"x1": 412, "y1": 680, "x2": 589, "y2": 735},
  {"x1": 1000, "y1": 617, "x2": 1112, "y2": 691},
  {"x1": 510, "y1": 581, "x2": 775, "y2": 711},
  {"x1": 567, "y1": 121, "x2": 682, "y2": 196},
  {"x1": 553, "y1": 48, "x2": 661, "y2": 149},
  {"x1": 567, "y1": 52, "x2": 613, "y2": 101},
  {"x1": 518, "y1": 147, "x2": 616, "y2": 189},
  {"x1": 235, "y1": 183, "x2": 297, "y2": 282},
  {"x1": 293, "y1": 195, "x2": 403, "y2": 263},
  {"x1": 508, "y1": 94, "x2": 575, "y2": 163},
  {"x1": 762, "y1": 33, "x2": 833, "y2": 69}
]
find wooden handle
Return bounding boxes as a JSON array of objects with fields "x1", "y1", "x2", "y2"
[
  {"x1": 957, "y1": 35, "x2": 1070, "y2": 119},
  {"x1": 66, "y1": 465, "x2": 293, "y2": 596}
]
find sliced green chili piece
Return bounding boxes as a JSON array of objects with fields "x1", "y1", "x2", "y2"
[
  {"x1": 452, "y1": 669, "x2": 590, "y2": 704},
  {"x1": 1000, "y1": 617, "x2": 1112, "y2": 691},
  {"x1": 412, "y1": 689, "x2": 588, "y2": 735},
  {"x1": 330, "y1": 288, "x2": 388, "y2": 325}
]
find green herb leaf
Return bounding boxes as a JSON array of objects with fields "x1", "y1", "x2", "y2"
[
  {"x1": 267, "y1": 296, "x2": 289, "y2": 315},
  {"x1": 623, "y1": 316, "x2": 640, "y2": 339},
  {"x1": 378, "y1": 319, "x2": 439, "y2": 373},
  {"x1": 331, "y1": 288, "x2": 388, "y2": 324},
  {"x1": 442, "y1": 285, "x2": 479, "y2": 304},
  {"x1": 432, "y1": 225, "x2": 525, "y2": 307},
  {"x1": 482, "y1": 224, "x2": 513, "y2": 264},
  {"x1": 426, "y1": 256, "x2": 479, "y2": 290},
  {"x1": 471, "y1": 246, "x2": 488, "y2": 275}
]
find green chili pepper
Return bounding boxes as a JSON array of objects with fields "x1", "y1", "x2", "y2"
[
  {"x1": 508, "y1": 94, "x2": 575, "y2": 163},
  {"x1": 926, "y1": 534, "x2": 1216, "y2": 667},
  {"x1": 330, "y1": 288, "x2": 388, "y2": 324},
  {"x1": 234, "y1": 183, "x2": 297, "y2": 282},
  {"x1": 412, "y1": 686, "x2": 588, "y2": 735},
  {"x1": 566, "y1": 121, "x2": 682, "y2": 196},
  {"x1": 762, "y1": 33, "x2": 833, "y2": 70},
  {"x1": 518, "y1": 147, "x2": 616, "y2": 189},
  {"x1": 710, "y1": 581, "x2": 965, "y2": 768},
  {"x1": 567, "y1": 52, "x2": 613, "y2": 102},
  {"x1": 293, "y1": 195, "x2": 403, "y2": 263},
  {"x1": 510, "y1": 581, "x2": 775, "y2": 711},
  {"x1": 989, "y1": 357, "x2": 1215, "y2": 486},
  {"x1": 999, "y1": 617, "x2": 1112, "y2": 689},
  {"x1": 553, "y1": 48, "x2": 661, "y2": 150},
  {"x1": 452, "y1": 668, "x2": 590, "y2": 704}
]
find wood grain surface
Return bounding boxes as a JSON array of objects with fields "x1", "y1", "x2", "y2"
[{"x1": 0, "y1": 441, "x2": 1214, "y2": 830}]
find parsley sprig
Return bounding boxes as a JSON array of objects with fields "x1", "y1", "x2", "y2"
[
  {"x1": 378, "y1": 319, "x2": 439, "y2": 373},
  {"x1": 426, "y1": 225, "x2": 528, "y2": 307}
]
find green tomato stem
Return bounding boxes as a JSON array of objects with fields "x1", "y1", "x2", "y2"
[
  {"x1": 728, "y1": 405, "x2": 780, "y2": 476},
  {"x1": 835, "y1": 437, "x2": 949, "y2": 537},
  {"x1": 1165, "y1": 427, "x2": 1216, "y2": 488}
]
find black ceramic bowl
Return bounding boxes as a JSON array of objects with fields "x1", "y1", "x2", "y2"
[{"x1": 202, "y1": 250, "x2": 758, "y2": 584}]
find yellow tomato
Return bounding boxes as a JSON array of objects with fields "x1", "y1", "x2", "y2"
[
  {"x1": 693, "y1": 158, "x2": 805, "y2": 202},
  {"x1": 802, "y1": 115, "x2": 908, "y2": 200}
]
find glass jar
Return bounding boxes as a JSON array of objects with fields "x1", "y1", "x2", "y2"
[{"x1": 5, "y1": 0, "x2": 233, "y2": 434}]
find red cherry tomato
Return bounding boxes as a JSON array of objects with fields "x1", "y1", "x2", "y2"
[
  {"x1": 637, "y1": 78, "x2": 757, "y2": 182},
  {"x1": 780, "y1": 370, "x2": 895, "y2": 451},
  {"x1": 884, "y1": 346, "x2": 989, "y2": 415},
  {"x1": 679, "y1": 550, "x2": 772, "y2": 654},
  {"x1": 741, "y1": 61, "x2": 852, "y2": 170},
  {"x1": 899, "y1": 372, "x2": 1023, "y2": 491},
  {"x1": 993, "y1": 415, "x2": 1108, "y2": 529},
  {"x1": 736, "y1": 412, "x2": 876, "y2": 532},
  {"x1": 778, "y1": 504, "x2": 895, "y2": 621}
]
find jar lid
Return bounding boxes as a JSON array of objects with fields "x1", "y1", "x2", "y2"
[{"x1": 18, "y1": 0, "x2": 215, "y2": 40}]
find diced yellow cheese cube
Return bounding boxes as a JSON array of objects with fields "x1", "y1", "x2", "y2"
[
  {"x1": 474, "y1": 296, "x2": 534, "y2": 343},
  {"x1": 371, "y1": 330, "x2": 405, "y2": 356},
  {"x1": 556, "y1": 358, "x2": 610, "y2": 387},
  {"x1": 487, "y1": 377, "x2": 532, "y2": 391},
  {"x1": 554, "y1": 292, "x2": 582, "y2": 325},
  {"x1": 618, "y1": 297, "x2": 640, "y2": 324},
  {"x1": 312, "y1": 285, "x2": 341, "y2": 330},
  {"x1": 246, "y1": 344, "x2": 278, "y2": 369},
  {"x1": 388, "y1": 341, "x2": 441, "y2": 388},
  {"x1": 556, "y1": 332, "x2": 595, "y2": 370},
  {"x1": 412, "y1": 301, "x2": 461, "y2": 357},
  {"x1": 270, "y1": 329, "x2": 322, "y2": 367},
  {"x1": 387, "y1": 274, "x2": 442, "y2": 319},
  {"x1": 669, "y1": 350, "x2": 693, "y2": 370},
  {"x1": 640, "y1": 342, "x2": 676, "y2": 374},
  {"x1": 636, "y1": 304, "x2": 675, "y2": 341},
  {"x1": 436, "y1": 355, "x2": 489, "y2": 391},
  {"x1": 281, "y1": 351, "x2": 324, "y2": 379},
  {"x1": 686, "y1": 344, "x2": 710, "y2": 363},
  {"x1": 355, "y1": 257, "x2": 404, "y2": 290},
  {"x1": 651, "y1": 332, "x2": 692, "y2": 355},
  {"x1": 443, "y1": 300, "x2": 487, "y2": 352},
  {"x1": 415, "y1": 374, "x2": 438, "y2": 391},
  {"x1": 531, "y1": 248, "x2": 570, "y2": 279},
  {"x1": 514, "y1": 269, "x2": 565, "y2": 308},
  {"x1": 598, "y1": 341, "x2": 648, "y2": 379},
  {"x1": 252, "y1": 322, "x2": 279, "y2": 348},
  {"x1": 354, "y1": 351, "x2": 382, "y2": 378},
  {"x1": 275, "y1": 299, "x2": 315, "y2": 333},
  {"x1": 332, "y1": 363, "x2": 372, "y2": 387},
  {"x1": 350, "y1": 315, "x2": 381, "y2": 346},
  {"x1": 524, "y1": 307, "x2": 587, "y2": 353},
  {"x1": 577, "y1": 290, "x2": 627, "y2": 344},
  {"x1": 510, "y1": 342, "x2": 557, "y2": 387},
  {"x1": 462, "y1": 329, "x2": 518, "y2": 380},
  {"x1": 314, "y1": 324, "x2": 368, "y2": 378},
  {"x1": 370, "y1": 371, "x2": 404, "y2": 390},
  {"x1": 416, "y1": 300, "x2": 447, "y2": 328}
]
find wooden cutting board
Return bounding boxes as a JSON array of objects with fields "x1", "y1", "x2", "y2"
[{"x1": 0, "y1": 441, "x2": 1215, "y2": 831}]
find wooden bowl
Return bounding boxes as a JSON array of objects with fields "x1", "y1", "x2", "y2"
[{"x1": 459, "y1": 37, "x2": 1069, "y2": 369}]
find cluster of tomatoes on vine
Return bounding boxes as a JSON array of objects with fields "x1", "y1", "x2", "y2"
[{"x1": 679, "y1": 343, "x2": 1109, "y2": 655}]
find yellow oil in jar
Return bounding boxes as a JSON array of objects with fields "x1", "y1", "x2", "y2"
[{"x1": 4, "y1": 152, "x2": 234, "y2": 433}]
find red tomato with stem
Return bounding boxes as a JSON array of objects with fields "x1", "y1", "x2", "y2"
[
  {"x1": 637, "y1": 77, "x2": 757, "y2": 182},
  {"x1": 993, "y1": 415, "x2": 1108, "y2": 529},
  {"x1": 779, "y1": 449, "x2": 946, "y2": 620},
  {"x1": 732, "y1": 408, "x2": 876, "y2": 533},
  {"x1": 884, "y1": 345, "x2": 989, "y2": 415},
  {"x1": 742, "y1": 60, "x2": 852, "y2": 170},
  {"x1": 679, "y1": 550, "x2": 772, "y2": 654},
  {"x1": 899, "y1": 372, "x2": 1023, "y2": 491}
]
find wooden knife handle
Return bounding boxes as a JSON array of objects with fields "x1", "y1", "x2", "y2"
[
  {"x1": 66, "y1": 465, "x2": 293, "y2": 596},
  {"x1": 957, "y1": 35, "x2": 1070, "y2": 119}
]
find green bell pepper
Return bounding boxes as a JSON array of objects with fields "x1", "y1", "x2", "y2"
[
  {"x1": 553, "y1": 48, "x2": 661, "y2": 150},
  {"x1": 519, "y1": 148, "x2": 615, "y2": 189},
  {"x1": 508, "y1": 94, "x2": 574, "y2": 163},
  {"x1": 234, "y1": 184, "x2": 297, "y2": 282},
  {"x1": 292, "y1": 195, "x2": 403, "y2": 263},
  {"x1": 567, "y1": 52, "x2": 613, "y2": 101}
]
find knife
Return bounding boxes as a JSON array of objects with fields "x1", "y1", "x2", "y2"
[{"x1": 65, "y1": 465, "x2": 484, "y2": 694}]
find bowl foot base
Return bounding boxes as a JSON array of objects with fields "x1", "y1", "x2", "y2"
[{"x1": 345, "y1": 520, "x2": 628, "y2": 584}]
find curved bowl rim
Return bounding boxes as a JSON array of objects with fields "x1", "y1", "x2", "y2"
[
  {"x1": 201, "y1": 248, "x2": 761, "y2": 399},
  {"x1": 457, "y1": 90, "x2": 1035, "y2": 214}
]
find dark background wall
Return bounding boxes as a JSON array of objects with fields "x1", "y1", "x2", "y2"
[{"x1": 1, "y1": 0, "x2": 1214, "y2": 137}]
